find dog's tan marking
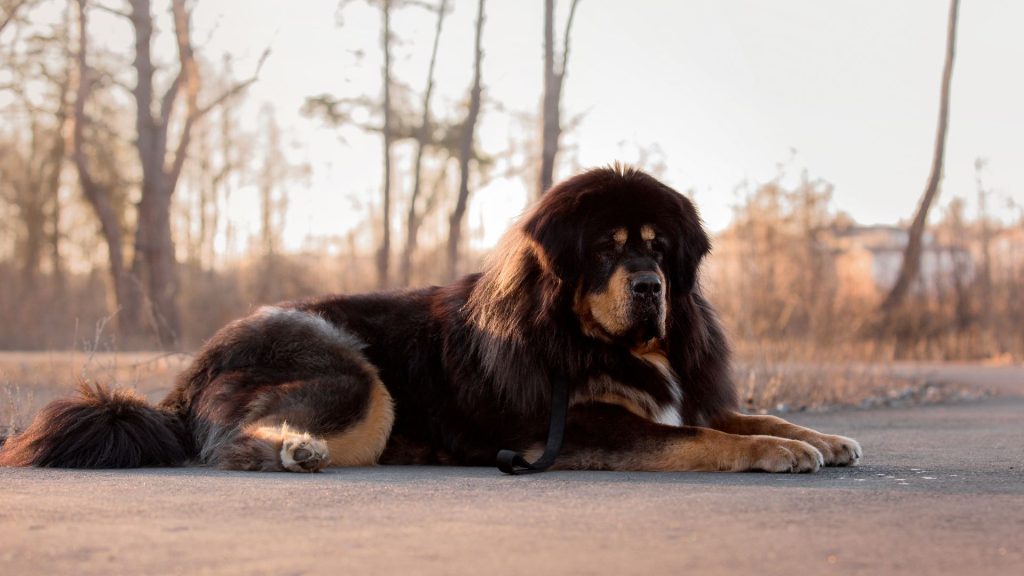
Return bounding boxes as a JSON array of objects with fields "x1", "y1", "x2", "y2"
[
  {"x1": 325, "y1": 379, "x2": 395, "y2": 467},
  {"x1": 631, "y1": 348, "x2": 682, "y2": 426},
  {"x1": 712, "y1": 412, "x2": 862, "y2": 466},
  {"x1": 231, "y1": 422, "x2": 329, "y2": 472},
  {"x1": 640, "y1": 224, "x2": 656, "y2": 241},
  {"x1": 573, "y1": 373, "x2": 664, "y2": 423},
  {"x1": 522, "y1": 443, "x2": 545, "y2": 463},
  {"x1": 650, "y1": 430, "x2": 823, "y2": 472},
  {"x1": 587, "y1": 392, "x2": 653, "y2": 420},
  {"x1": 577, "y1": 266, "x2": 632, "y2": 338},
  {"x1": 550, "y1": 429, "x2": 821, "y2": 472},
  {"x1": 613, "y1": 227, "x2": 628, "y2": 246}
]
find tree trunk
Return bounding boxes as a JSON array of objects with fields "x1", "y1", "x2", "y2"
[
  {"x1": 376, "y1": 0, "x2": 394, "y2": 289},
  {"x1": 49, "y1": 175, "x2": 64, "y2": 288},
  {"x1": 21, "y1": 198, "x2": 45, "y2": 286},
  {"x1": 879, "y1": 0, "x2": 959, "y2": 316},
  {"x1": 44, "y1": 82, "x2": 69, "y2": 287},
  {"x1": 134, "y1": 190, "x2": 180, "y2": 346},
  {"x1": 399, "y1": 0, "x2": 448, "y2": 287},
  {"x1": 446, "y1": 0, "x2": 485, "y2": 282},
  {"x1": 129, "y1": 0, "x2": 176, "y2": 346},
  {"x1": 974, "y1": 159, "x2": 993, "y2": 330},
  {"x1": 538, "y1": 0, "x2": 579, "y2": 199},
  {"x1": 73, "y1": 0, "x2": 253, "y2": 345},
  {"x1": 72, "y1": 0, "x2": 144, "y2": 337},
  {"x1": 16, "y1": 123, "x2": 46, "y2": 285},
  {"x1": 539, "y1": 0, "x2": 558, "y2": 198},
  {"x1": 124, "y1": 0, "x2": 202, "y2": 347}
]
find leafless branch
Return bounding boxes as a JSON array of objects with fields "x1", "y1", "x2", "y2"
[
  {"x1": 0, "y1": 0, "x2": 29, "y2": 36},
  {"x1": 159, "y1": 69, "x2": 182, "y2": 127},
  {"x1": 559, "y1": 0, "x2": 580, "y2": 77},
  {"x1": 189, "y1": 45, "x2": 270, "y2": 121},
  {"x1": 92, "y1": 2, "x2": 131, "y2": 20},
  {"x1": 165, "y1": 0, "x2": 200, "y2": 195}
]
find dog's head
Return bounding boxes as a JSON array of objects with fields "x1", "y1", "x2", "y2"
[{"x1": 522, "y1": 165, "x2": 710, "y2": 345}]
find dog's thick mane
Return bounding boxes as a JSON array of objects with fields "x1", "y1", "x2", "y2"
[
  {"x1": 455, "y1": 164, "x2": 738, "y2": 425},
  {"x1": 460, "y1": 165, "x2": 675, "y2": 413},
  {"x1": 466, "y1": 164, "x2": 654, "y2": 336},
  {"x1": 460, "y1": 228, "x2": 570, "y2": 413}
]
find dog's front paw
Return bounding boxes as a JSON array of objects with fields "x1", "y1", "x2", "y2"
[
  {"x1": 803, "y1": 434, "x2": 861, "y2": 466},
  {"x1": 747, "y1": 437, "x2": 823, "y2": 473},
  {"x1": 280, "y1": 430, "x2": 329, "y2": 472}
]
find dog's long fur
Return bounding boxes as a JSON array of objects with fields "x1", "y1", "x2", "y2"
[{"x1": 0, "y1": 165, "x2": 860, "y2": 472}]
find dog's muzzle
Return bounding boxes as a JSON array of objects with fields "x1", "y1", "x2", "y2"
[{"x1": 629, "y1": 272, "x2": 665, "y2": 340}]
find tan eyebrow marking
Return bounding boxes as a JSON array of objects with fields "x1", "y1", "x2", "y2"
[
  {"x1": 613, "y1": 228, "x2": 628, "y2": 246},
  {"x1": 641, "y1": 225, "x2": 656, "y2": 241}
]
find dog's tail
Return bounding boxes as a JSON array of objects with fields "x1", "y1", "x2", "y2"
[{"x1": 0, "y1": 383, "x2": 192, "y2": 468}]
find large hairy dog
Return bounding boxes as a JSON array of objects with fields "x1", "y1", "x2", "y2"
[{"x1": 1, "y1": 166, "x2": 860, "y2": 472}]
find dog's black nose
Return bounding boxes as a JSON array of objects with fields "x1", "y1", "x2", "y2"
[{"x1": 630, "y1": 273, "x2": 662, "y2": 296}]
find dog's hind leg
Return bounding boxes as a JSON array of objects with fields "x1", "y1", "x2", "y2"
[
  {"x1": 216, "y1": 420, "x2": 330, "y2": 472},
  {"x1": 177, "y1": 306, "x2": 396, "y2": 472},
  {"x1": 206, "y1": 375, "x2": 395, "y2": 472}
]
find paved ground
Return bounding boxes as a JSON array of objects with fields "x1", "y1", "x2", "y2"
[{"x1": 2, "y1": 367, "x2": 1022, "y2": 575}]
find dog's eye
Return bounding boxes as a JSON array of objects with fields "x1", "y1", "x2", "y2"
[
  {"x1": 649, "y1": 238, "x2": 668, "y2": 254},
  {"x1": 594, "y1": 238, "x2": 619, "y2": 253}
]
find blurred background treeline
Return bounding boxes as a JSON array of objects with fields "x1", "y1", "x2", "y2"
[{"x1": 1, "y1": 0, "x2": 1021, "y2": 362}]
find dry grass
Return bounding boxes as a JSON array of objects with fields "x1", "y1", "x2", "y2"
[
  {"x1": 0, "y1": 351, "x2": 191, "y2": 436},
  {"x1": 734, "y1": 359, "x2": 988, "y2": 415}
]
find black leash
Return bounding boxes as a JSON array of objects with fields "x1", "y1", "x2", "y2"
[{"x1": 495, "y1": 374, "x2": 569, "y2": 475}]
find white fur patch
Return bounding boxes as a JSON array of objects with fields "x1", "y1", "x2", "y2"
[
  {"x1": 637, "y1": 351, "x2": 684, "y2": 427},
  {"x1": 275, "y1": 423, "x2": 329, "y2": 473},
  {"x1": 571, "y1": 377, "x2": 662, "y2": 420},
  {"x1": 654, "y1": 404, "x2": 683, "y2": 427},
  {"x1": 573, "y1": 354, "x2": 684, "y2": 427}
]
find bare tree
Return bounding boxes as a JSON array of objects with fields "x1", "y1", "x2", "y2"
[
  {"x1": 879, "y1": 0, "x2": 960, "y2": 316},
  {"x1": 0, "y1": 0, "x2": 71, "y2": 286},
  {"x1": 178, "y1": 56, "x2": 244, "y2": 269},
  {"x1": 119, "y1": 0, "x2": 199, "y2": 345},
  {"x1": 69, "y1": 0, "x2": 266, "y2": 346},
  {"x1": 445, "y1": 0, "x2": 484, "y2": 282},
  {"x1": 72, "y1": 0, "x2": 141, "y2": 335},
  {"x1": 974, "y1": 158, "x2": 993, "y2": 330},
  {"x1": 376, "y1": 0, "x2": 394, "y2": 289},
  {"x1": 253, "y1": 105, "x2": 309, "y2": 301},
  {"x1": 0, "y1": 89, "x2": 70, "y2": 286},
  {"x1": 399, "y1": 0, "x2": 448, "y2": 287},
  {"x1": 538, "y1": 0, "x2": 579, "y2": 198}
]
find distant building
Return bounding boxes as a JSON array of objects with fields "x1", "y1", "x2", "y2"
[
  {"x1": 826, "y1": 225, "x2": 974, "y2": 298},
  {"x1": 990, "y1": 228, "x2": 1024, "y2": 282}
]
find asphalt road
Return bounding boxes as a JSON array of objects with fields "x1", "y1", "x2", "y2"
[{"x1": 2, "y1": 372, "x2": 1023, "y2": 575}]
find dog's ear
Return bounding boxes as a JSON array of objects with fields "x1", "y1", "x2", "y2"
[
  {"x1": 524, "y1": 196, "x2": 581, "y2": 280},
  {"x1": 669, "y1": 194, "x2": 711, "y2": 295},
  {"x1": 520, "y1": 193, "x2": 584, "y2": 283}
]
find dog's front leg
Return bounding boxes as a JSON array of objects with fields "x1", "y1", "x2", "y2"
[
  {"x1": 709, "y1": 412, "x2": 861, "y2": 466},
  {"x1": 544, "y1": 403, "x2": 824, "y2": 473}
]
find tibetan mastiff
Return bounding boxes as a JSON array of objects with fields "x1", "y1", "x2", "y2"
[{"x1": 1, "y1": 165, "x2": 861, "y2": 473}]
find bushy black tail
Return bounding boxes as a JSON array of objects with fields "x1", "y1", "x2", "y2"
[{"x1": 0, "y1": 383, "x2": 192, "y2": 468}]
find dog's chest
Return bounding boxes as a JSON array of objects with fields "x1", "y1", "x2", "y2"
[{"x1": 572, "y1": 351, "x2": 683, "y2": 426}]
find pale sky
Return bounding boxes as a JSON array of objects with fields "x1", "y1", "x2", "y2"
[{"x1": 81, "y1": 1, "x2": 1024, "y2": 251}]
